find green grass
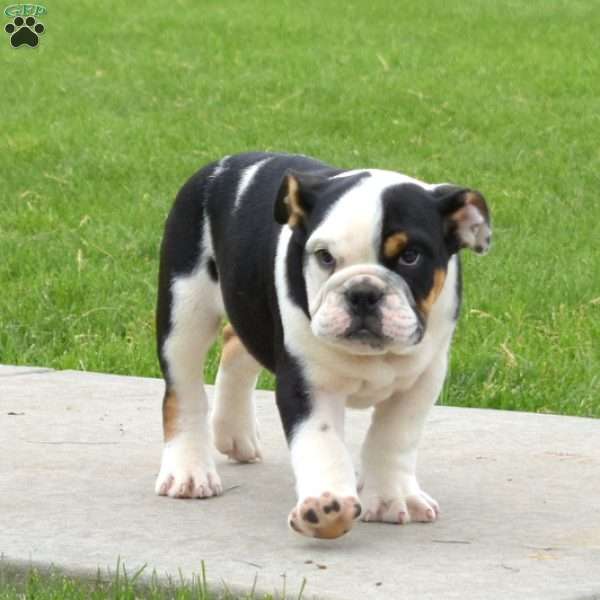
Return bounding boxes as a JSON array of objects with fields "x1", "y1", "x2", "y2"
[
  {"x1": 0, "y1": 561, "x2": 303, "y2": 600},
  {"x1": 1, "y1": 0, "x2": 599, "y2": 416}
]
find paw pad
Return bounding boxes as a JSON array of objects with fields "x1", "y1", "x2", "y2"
[
  {"x1": 5, "y1": 16, "x2": 45, "y2": 48},
  {"x1": 288, "y1": 493, "x2": 361, "y2": 539}
]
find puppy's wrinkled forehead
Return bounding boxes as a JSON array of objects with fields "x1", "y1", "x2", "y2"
[
  {"x1": 306, "y1": 170, "x2": 432, "y2": 261},
  {"x1": 306, "y1": 175, "x2": 384, "y2": 263}
]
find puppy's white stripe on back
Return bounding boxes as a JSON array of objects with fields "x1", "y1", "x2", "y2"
[
  {"x1": 234, "y1": 157, "x2": 273, "y2": 211},
  {"x1": 210, "y1": 155, "x2": 230, "y2": 181}
]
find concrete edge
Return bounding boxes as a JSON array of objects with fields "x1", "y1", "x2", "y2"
[
  {"x1": 1, "y1": 365, "x2": 598, "y2": 425},
  {"x1": 0, "y1": 367, "x2": 55, "y2": 378},
  {"x1": 0, "y1": 556, "x2": 328, "y2": 600}
]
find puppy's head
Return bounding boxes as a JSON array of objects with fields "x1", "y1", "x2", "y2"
[{"x1": 275, "y1": 170, "x2": 491, "y2": 355}]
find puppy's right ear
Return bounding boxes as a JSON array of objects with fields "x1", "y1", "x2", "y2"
[{"x1": 274, "y1": 170, "x2": 327, "y2": 228}]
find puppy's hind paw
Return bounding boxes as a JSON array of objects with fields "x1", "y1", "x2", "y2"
[
  {"x1": 213, "y1": 418, "x2": 262, "y2": 463},
  {"x1": 361, "y1": 490, "x2": 439, "y2": 524}
]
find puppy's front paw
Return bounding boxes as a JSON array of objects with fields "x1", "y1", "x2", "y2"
[
  {"x1": 360, "y1": 489, "x2": 439, "y2": 524},
  {"x1": 155, "y1": 443, "x2": 222, "y2": 499},
  {"x1": 213, "y1": 417, "x2": 262, "y2": 463},
  {"x1": 288, "y1": 493, "x2": 361, "y2": 539}
]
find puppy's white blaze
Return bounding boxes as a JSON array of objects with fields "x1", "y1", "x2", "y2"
[
  {"x1": 332, "y1": 168, "x2": 429, "y2": 190},
  {"x1": 233, "y1": 157, "x2": 272, "y2": 211},
  {"x1": 307, "y1": 176, "x2": 382, "y2": 266}
]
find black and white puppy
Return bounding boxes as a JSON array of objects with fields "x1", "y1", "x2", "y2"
[{"x1": 155, "y1": 152, "x2": 491, "y2": 539}]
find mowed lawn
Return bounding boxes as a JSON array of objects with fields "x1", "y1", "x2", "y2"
[{"x1": 1, "y1": 0, "x2": 599, "y2": 417}]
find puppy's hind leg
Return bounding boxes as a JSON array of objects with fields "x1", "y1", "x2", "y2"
[
  {"x1": 212, "y1": 325, "x2": 262, "y2": 463},
  {"x1": 156, "y1": 262, "x2": 224, "y2": 499}
]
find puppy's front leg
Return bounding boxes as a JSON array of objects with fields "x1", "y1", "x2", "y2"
[
  {"x1": 276, "y1": 366, "x2": 360, "y2": 539},
  {"x1": 359, "y1": 353, "x2": 448, "y2": 525}
]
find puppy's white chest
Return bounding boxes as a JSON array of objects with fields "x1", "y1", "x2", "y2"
[
  {"x1": 347, "y1": 381, "x2": 397, "y2": 408},
  {"x1": 344, "y1": 353, "x2": 428, "y2": 409}
]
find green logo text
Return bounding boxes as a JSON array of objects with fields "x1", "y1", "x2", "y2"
[{"x1": 4, "y1": 4, "x2": 47, "y2": 17}]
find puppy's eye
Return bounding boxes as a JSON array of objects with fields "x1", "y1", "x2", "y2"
[
  {"x1": 315, "y1": 249, "x2": 336, "y2": 269},
  {"x1": 398, "y1": 248, "x2": 421, "y2": 267}
]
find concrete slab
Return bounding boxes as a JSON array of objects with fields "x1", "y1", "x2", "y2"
[{"x1": 1, "y1": 367, "x2": 599, "y2": 599}]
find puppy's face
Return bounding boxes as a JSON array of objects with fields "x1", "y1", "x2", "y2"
[{"x1": 275, "y1": 170, "x2": 491, "y2": 355}]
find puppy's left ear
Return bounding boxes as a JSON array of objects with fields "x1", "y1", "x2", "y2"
[
  {"x1": 434, "y1": 185, "x2": 492, "y2": 255},
  {"x1": 274, "y1": 170, "x2": 327, "y2": 228}
]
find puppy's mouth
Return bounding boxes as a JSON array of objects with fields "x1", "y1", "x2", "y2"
[
  {"x1": 342, "y1": 315, "x2": 387, "y2": 348},
  {"x1": 342, "y1": 314, "x2": 424, "y2": 349}
]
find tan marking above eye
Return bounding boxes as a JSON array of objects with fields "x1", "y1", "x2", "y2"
[{"x1": 383, "y1": 231, "x2": 408, "y2": 259}]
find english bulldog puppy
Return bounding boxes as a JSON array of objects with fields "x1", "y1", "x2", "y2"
[{"x1": 155, "y1": 152, "x2": 491, "y2": 539}]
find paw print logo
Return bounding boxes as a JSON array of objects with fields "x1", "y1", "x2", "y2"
[{"x1": 5, "y1": 16, "x2": 45, "y2": 48}]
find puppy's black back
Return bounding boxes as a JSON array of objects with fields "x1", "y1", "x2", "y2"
[
  {"x1": 207, "y1": 153, "x2": 341, "y2": 371},
  {"x1": 158, "y1": 152, "x2": 342, "y2": 376}
]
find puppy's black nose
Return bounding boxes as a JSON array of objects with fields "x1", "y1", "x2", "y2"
[{"x1": 345, "y1": 283, "x2": 383, "y2": 315}]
